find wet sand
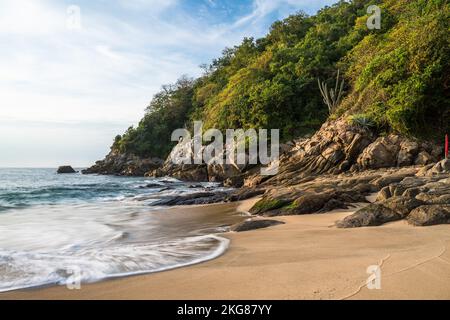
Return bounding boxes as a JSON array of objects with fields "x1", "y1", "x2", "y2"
[{"x1": 2, "y1": 198, "x2": 450, "y2": 300}]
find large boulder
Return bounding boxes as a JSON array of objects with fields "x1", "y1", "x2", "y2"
[
  {"x1": 337, "y1": 173, "x2": 450, "y2": 228},
  {"x1": 357, "y1": 135, "x2": 401, "y2": 169},
  {"x1": 249, "y1": 198, "x2": 290, "y2": 215},
  {"x1": 336, "y1": 204, "x2": 402, "y2": 228},
  {"x1": 378, "y1": 196, "x2": 424, "y2": 218},
  {"x1": 232, "y1": 219, "x2": 285, "y2": 232},
  {"x1": 287, "y1": 192, "x2": 342, "y2": 215},
  {"x1": 397, "y1": 140, "x2": 419, "y2": 166},
  {"x1": 336, "y1": 195, "x2": 423, "y2": 228},
  {"x1": 57, "y1": 166, "x2": 77, "y2": 174},
  {"x1": 415, "y1": 151, "x2": 433, "y2": 165},
  {"x1": 149, "y1": 191, "x2": 231, "y2": 206},
  {"x1": 356, "y1": 135, "x2": 440, "y2": 171},
  {"x1": 407, "y1": 205, "x2": 450, "y2": 226}
]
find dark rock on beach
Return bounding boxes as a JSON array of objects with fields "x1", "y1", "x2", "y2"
[
  {"x1": 150, "y1": 191, "x2": 232, "y2": 206},
  {"x1": 232, "y1": 219, "x2": 285, "y2": 232},
  {"x1": 407, "y1": 205, "x2": 450, "y2": 226},
  {"x1": 336, "y1": 197, "x2": 424, "y2": 228},
  {"x1": 336, "y1": 204, "x2": 402, "y2": 228},
  {"x1": 335, "y1": 161, "x2": 450, "y2": 228}
]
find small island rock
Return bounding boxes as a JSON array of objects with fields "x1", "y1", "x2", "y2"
[{"x1": 57, "y1": 166, "x2": 77, "y2": 174}]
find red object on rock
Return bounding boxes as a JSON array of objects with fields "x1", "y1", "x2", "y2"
[{"x1": 446, "y1": 134, "x2": 449, "y2": 159}]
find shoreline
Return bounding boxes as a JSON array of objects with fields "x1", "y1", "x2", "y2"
[{"x1": 2, "y1": 198, "x2": 450, "y2": 300}]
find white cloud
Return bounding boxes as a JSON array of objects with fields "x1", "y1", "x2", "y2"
[
  {"x1": 0, "y1": 0, "x2": 337, "y2": 166},
  {"x1": 0, "y1": 0, "x2": 63, "y2": 35}
]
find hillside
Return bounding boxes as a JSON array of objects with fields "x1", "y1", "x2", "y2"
[{"x1": 86, "y1": 0, "x2": 449, "y2": 175}]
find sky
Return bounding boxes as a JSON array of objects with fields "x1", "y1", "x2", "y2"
[{"x1": 0, "y1": 0, "x2": 337, "y2": 167}]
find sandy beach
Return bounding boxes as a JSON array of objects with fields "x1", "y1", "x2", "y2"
[{"x1": 2, "y1": 198, "x2": 450, "y2": 300}]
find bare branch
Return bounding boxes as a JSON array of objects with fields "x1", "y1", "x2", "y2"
[{"x1": 317, "y1": 70, "x2": 345, "y2": 114}]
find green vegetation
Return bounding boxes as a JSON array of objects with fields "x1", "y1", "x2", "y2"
[
  {"x1": 340, "y1": 0, "x2": 449, "y2": 138},
  {"x1": 250, "y1": 198, "x2": 288, "y2": 214},
  {"x1": 112, "y1": 0, "x2": 449, "y2": 159},
  {"x1": 112, "y1": 76, "x2": 195, "y2": 158},
  {"x1": 348, "y1": 113, "x2": 375, "y2": 129}
]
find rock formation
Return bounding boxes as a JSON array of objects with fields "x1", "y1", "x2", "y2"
[
  {"x1": 245, "y1": 118, "x2": 441, "y2": 188},
  {"x1": 145, "y1": 137, "x2": 261, "y2": 184},
  {"x1": 83, "y1": 116, "x2": 449, "y2": 227},
  {"x1": 82, "y1": 150, "x2": 163, "y2": 176},
  {"x1": 335, "y1": 159, "x2": 450, "y2": 227},
  {"x1": 232, "y1": 219, "x2": 285, "y2": 232},
  {"x1": 57, "y1": 166, "x2": 77, "y2": 174}
]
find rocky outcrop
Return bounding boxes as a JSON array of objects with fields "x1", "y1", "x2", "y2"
[
  {"x1": 407, "y1": 205, "x2": 450, "y2": 226},
  {"x1": 246, "y1": 158, "x2": 449, "y2": 225},
  {"x1": 336, "y1": 203, "x2": 403, "y2": 228},
  {"x1": 418, "y1": 159, "x2": 450, "y2": 176},
  {"x1": 57, "y1": 166, "x2": 77, "y2": 174},
  {"x1": 248, "y1": 167, "x2": 409, "y2": 216},
  {"x1": 82, "y1": 150, "x2": 163, "y2": 176},
  {"x1": 146, "y1": 137, "x2": 262, "y2": 183},
  {"x1": 337, "y1": 197, "x2": 424, "y2": 228},
  {"x1": 149, "y1": 191, "x2": 232, "y2": 206},
  {"x1": 336, "y1": 162, "x2": 450, "y2": 227},
  {"x1": 251, "y1": 118, "x2": 441, "y2": 189},
  {"x1": 355, "y1": 134, "x2": 441, "y2": 170},
  {"x1": 149, "y1": 164, "x2": 209, "y2": 182},
  {"x1": 259, "y1": 119, "x2": 375, "y2": 187},
  {"x1": 85, "y1": 117, "x2": 442, "y2": 187},
  {"x1": 82, "y1": 118, "x2": 448, "y2": 226}
]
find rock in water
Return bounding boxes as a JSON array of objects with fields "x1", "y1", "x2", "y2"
[{"x1": 57, "y1": 166, "x2": 77, "y2": 174}]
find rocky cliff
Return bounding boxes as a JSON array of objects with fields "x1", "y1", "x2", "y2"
[
  {"x1": 82, "y1": 149, "x2": 163, "y2": 176},
  {"x1": 237, "y1": 118, "x2": 448, "y2": 227},
  {"x1": 84, "y1": 116, "x2": 449, "y2": 226},
  {"x1": 243, "y1": 118, "x2": 442, "y2": 187}
]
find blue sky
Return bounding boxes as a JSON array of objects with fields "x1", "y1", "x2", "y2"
[{"x1": 0, "y1": 0, "x2": 337, "y2": 167}]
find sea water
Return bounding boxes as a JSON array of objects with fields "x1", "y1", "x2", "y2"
[{"x1": 0, "y1": 168, "x2": 244, "y2": 292}]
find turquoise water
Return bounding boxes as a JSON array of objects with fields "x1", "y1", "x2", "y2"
[{"x1": 0, "y1": 169, "x2": 243, "y2": 292}]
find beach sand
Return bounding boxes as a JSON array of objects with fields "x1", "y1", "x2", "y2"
[{"x1": 2, "y1": 198, "x2": 450, "y2": 300}]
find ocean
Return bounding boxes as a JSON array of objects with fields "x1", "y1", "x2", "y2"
[{"x1": 0, "y1": 168, "x2": 244, "y2": 292}]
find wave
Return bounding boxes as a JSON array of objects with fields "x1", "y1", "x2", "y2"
[
  {"x1": 0, "y1": 235, "x2": 229, "y2": 293},
  {"x1": 0, "y1": 169, "x2": 238, "y2": 293}
]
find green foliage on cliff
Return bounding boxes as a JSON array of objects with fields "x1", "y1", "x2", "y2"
[
  {"x1": 113, "y1": 0, "x2": 449, "y2": 159},
  {"x1": 340, "y1": 0, "x2": 450, "y2": 139},
  {"x1": 112, "y1": 76, "x2": 195, "y2": 157}
]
